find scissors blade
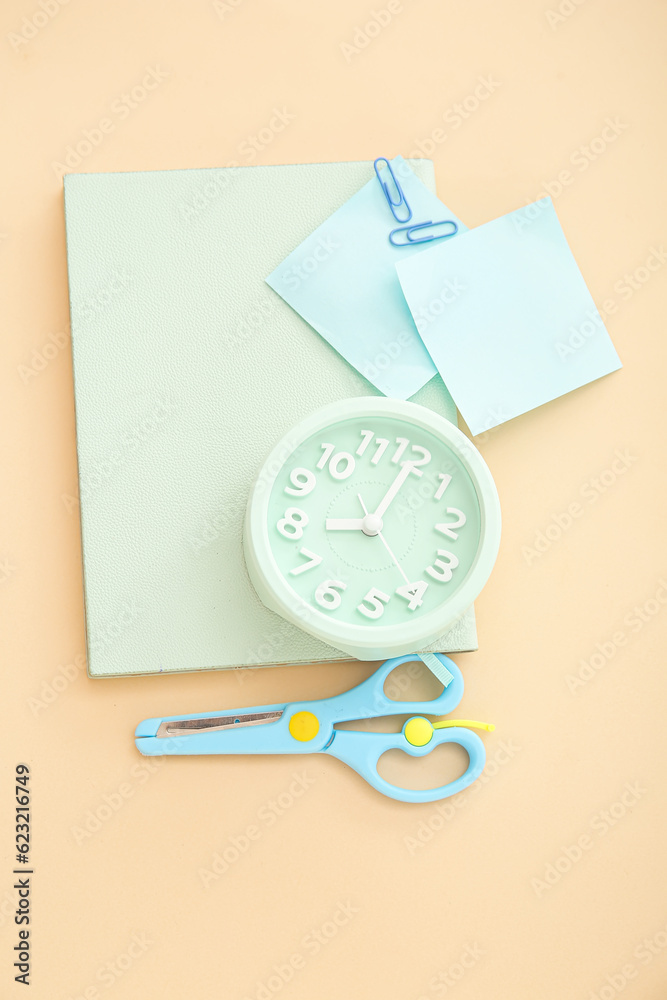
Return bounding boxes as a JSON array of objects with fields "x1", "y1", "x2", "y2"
[{"x1": 156, "y1": 710, "x2": 283, "y2": 738}]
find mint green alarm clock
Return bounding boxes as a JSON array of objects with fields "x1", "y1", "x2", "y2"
[{"x1": 244, "y1": 398, "x2": 501, "y2": 660}]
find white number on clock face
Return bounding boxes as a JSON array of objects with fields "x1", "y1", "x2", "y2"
[
  {"x1": 284, "y1": 468, "x2": 316, "y2": 496},
  {"x1": 354, "y1": 430, "x2": 432, "y2": 469},
  {"x1": 277, "y1": 507, "x2": 308, "y2": 539},
  {"x1": 395, "y1": 581, "x2": 428, "y2": 610},
  {"x1": 317, "y1": 444, "x2": 355, "y2": 480},
  {"x1": 410, "y1": 445, "x2": 431, "y2": 467},
  {"x1": 357, "y1": 587, "x2": 390, "y2": 619},
  {"x1": 315, "y1": 579, "x2": 347, "y2": 610},
  {"x1": 434, "y1": 473, "x2": 452, "y2": 500},
  {"x1": 435, "y1": 508, "x2": 467, "y2": 540},
  {"x1": 425, "y1": 550, "x2": 459, "y2": 582},
  {"x1": 289, "y1": 547, "x2": 323, "y2": 575}
]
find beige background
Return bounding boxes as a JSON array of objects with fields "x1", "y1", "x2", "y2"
[{"x1": 2, "y1": 0, "x2": 666, "y2": 997}]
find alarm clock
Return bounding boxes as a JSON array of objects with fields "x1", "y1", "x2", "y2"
[{"x1": 244, "y1": 397, "x2": 501, "y2": 660}]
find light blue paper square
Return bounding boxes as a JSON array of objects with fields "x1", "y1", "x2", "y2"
[
  {"x1": 266, "y1": 156, "x2": 467, "y2": 398},
  {"x1": 396, "y1": 198, "x2": 622, "y2": 435}
]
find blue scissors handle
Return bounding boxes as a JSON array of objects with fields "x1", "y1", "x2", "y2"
[
  {"x1": 326, "y1": 724, "x2": 486, "y2": 804},
  {"x1": 313, "y1": 653, "x2": 464, "y2": 725}
]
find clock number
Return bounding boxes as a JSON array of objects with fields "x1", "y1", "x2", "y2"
[
  {"x1": 390, "y1": 437, "x2": 409, "y2": 464},
  {"x1": 425, "y1": 550, "x2": 459, "y2": 582},
  {"x1": 356, "y1": 434, "x2": 432, "y2": 468},
  {"x1": 357, "y1": 587, "x2": 390, "y2": 619},
  {"x1": 315, "y1": 579, "x2": 347, "y2": 610},
  {"x1": 277, "y1": 507, "x2": 308, "y2": 539},
  {"x1": 329, "y1": 452, "x2": 355, "y2": 480},
  {"x1": 370, "y1": 438, "x2": 390, "y2": 465},
  {"x1": 316, "y1": 445, "x2": 356, "y2": 480},
  {"x1": 317, "y1": 443, "x2": 335, "y2": 469},
  {"x1": 434, "y1": 473, "x2": 452, "y2": 500},
  {"x1": 356, "y1": 430, "x2": 375, "y2": 456},
  {"x1": 285, "y1": 468, "x2": 316, "y2": 497},
  {"x1": 435, "y1": 508, "x2": 467, "y2": 540},
  {"x1": 410, "y1": 445, "x2": 431, "y2": 468},
  {"x1": 289, "y1": 547, "x2": 323, "y2": 576},
  {"x1": 396, "y1": 581, "x2": 428, "y2": 611}
]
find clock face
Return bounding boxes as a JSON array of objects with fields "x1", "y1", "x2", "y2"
[{"x1": 263, "y1": 413, "x2": 483, "y2": 631}]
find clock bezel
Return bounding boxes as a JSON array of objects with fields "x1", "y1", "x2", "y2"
[{"x1": 243, "y1": 397, "x2": 501, "y2": 661}]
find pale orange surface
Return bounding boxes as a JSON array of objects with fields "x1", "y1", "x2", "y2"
[{"x1": 2, "y1": 1, "x2": 667, "y2": 997}]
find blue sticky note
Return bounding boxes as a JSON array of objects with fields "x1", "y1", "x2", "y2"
[
  {"x1": 395, "y1": 198, "x2": 622, "y2": 435},
  {"x1": 266, "y1": 156, "x2": 467, "y2": 398}
]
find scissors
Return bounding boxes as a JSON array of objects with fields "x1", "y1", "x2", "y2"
[{"x1": 134, "y1": 654, "x2": 493, "y2": 804}]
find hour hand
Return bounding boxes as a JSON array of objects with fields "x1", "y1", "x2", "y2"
[{"x1": 325, "y1": 518, "x2": 364, "y2": 531}]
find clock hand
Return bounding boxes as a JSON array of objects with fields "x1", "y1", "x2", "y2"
[
  {"x1": 373, "y1": 461, "x2": 422, "y2": 519},
  {"x1": 357, "y1": 495, "x2": 410, "y2": 585},
  {"x1": 325, "y1": 518, "x2": 365, "y2": 531}
]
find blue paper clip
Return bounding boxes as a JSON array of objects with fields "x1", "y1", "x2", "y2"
[
  {"x1": 389, "y1": 219, "x2": 459, "y2": 247},
  {"x1": 374, "y1": 157, "x2": 412, "y2": 224}
]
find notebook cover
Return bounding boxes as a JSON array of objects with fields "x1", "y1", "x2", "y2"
[{"x1": 63, "y1": 159, "x2": 478, "y2": 677}]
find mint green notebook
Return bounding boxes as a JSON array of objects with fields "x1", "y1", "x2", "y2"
[{"x1": 63, "y1": 159, "x2": 477, "y2": 677}]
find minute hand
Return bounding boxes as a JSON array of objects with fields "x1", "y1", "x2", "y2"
[{"x1": 373, "y1": 462, "x2": 422, "y2": 519}]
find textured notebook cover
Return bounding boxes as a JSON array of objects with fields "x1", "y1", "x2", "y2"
[{"x1": 63, "y1": 159, "x2": 478, "y2": 677}]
